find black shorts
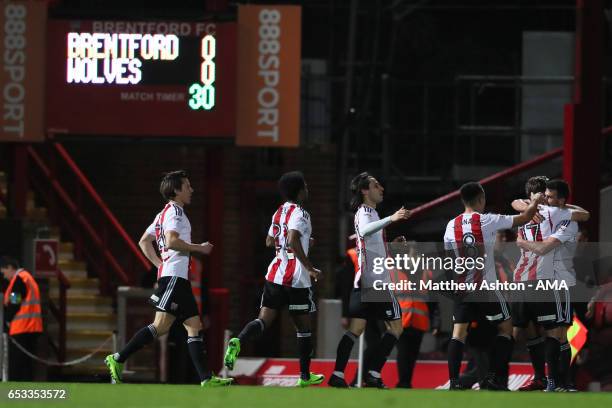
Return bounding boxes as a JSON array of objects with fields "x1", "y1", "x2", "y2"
[
  {"x1": 260, "y1": 281, "x2": 316, "y2": 314},
  {"x1": 452, "y1": 290, "x2": 511, "y2": 324},
  {"x1": 149, "y1": 276, "x2": 199, "y2": 320},
  {"x1": 347, "y1": 288, "x2": 401, "y2": 321},
  {"x1": 511, "y1": 283, "x2": 569, "y2": 330}
]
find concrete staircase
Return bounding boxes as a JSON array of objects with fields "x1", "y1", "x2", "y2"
[
  {"x1": 0, "y1": 174, "x2": 48, "y2": 220},
  {"x1": 48, "y1": 243, "x2": 116, "y2": 376}
]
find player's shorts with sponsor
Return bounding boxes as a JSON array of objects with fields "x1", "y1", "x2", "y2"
[
  {"x1": 347, "y1": 288, "x2": 401, "y2": 321},
  {"x1": 149, "y1": 276, "x2": 199, "y2": 320},
  {"x1": 260, "y1": 281, "x2": 316, "y2": 314},
  {"x1": 452, "y1": 290, "x2": 511, "y2": 324},
  {"x1": 511, "y1": 282, "x2": 570, "y2": 329}
]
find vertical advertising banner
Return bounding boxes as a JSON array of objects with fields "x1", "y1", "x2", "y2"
[
  {"x1": 0, "y1": 1, "x2": 46, "y2": 142},
  {"x1": 237, "y1": 5, "x2": 301, "y2": 147}
]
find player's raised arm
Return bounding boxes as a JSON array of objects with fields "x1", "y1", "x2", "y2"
[
  {"x1": 517, "y1": 231, "x2": 561, "y2": 256},
  {"x1": 287, "y1": 229, "x2": 321, "y2": 282},
  {"x1": 165, "y1": 230, "x2": 213, "y2": 255},
  {"x1": 565, "y1": 204, "x2": 590, "y2": 222},
  {"x1": 360, "y1": 206, "x2": 411, "y2": 237},
  {"x1": 511, "y1": 198, "x2": 530, "y2": 212},
  {"x1": 511, "y1": 193, "x2": 544, "y2": 227},
  {"x1": 138, "y1": 230, "x2": 161, "y2": 268},
  {"x1": 511, "y1": 198, "x2": 545, "y2": 223}
]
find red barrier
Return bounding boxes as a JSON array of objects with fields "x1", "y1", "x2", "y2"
[{"x1": 251, "y1": 359, "x2": 535, "y2": 390}]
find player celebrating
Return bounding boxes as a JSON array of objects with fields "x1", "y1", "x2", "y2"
[
  {"x1": 223, "y1": 171, "x2": 324, "y2": 387},
  {"x1": 444, "y1": 182, "x2": 542, "y2": 390},
  {"x1": 328, "y1": 172, "x2": 411, "y2": 389},
  {"x1": 105, "y1": 171, "x2": 232, "y2": 387},
  {"x1": 514, "y1": 179, "x2": 587, "y2": 391}
]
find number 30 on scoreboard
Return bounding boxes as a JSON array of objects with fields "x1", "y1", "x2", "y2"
[{"x1": 188, "y1": 34, "x2": 216, "y2": 110}]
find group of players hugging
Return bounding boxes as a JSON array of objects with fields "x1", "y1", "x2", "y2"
[{"x1": 105, "y1": 169, "x2": 585, "y2": 392}]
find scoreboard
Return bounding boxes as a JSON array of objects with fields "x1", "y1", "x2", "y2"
[{"x1": 46, "y1": 20, "x2": 236, "y2": 138}]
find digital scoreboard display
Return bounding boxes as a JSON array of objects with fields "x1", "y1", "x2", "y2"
[{"x1": 46, "y1": 20, "x2": 236, "y2": 138}]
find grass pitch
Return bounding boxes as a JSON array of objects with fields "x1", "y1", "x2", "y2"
[{"x1": 1, "y1": 383, "x2": 611, "y2": 408}]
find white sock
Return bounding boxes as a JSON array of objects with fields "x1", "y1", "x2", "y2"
[{"x1": 333, "y1": 371, "x2": 345, "y2": 379}]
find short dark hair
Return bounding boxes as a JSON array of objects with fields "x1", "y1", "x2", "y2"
[
  {"x1": 278, "y1": 171, "x2": 306, "y2": 201},
  {"x1": 460, "y1": 182, "x2": 485, "y2": 206},
  {"x1": 525, "y1": 176, "x2": 549, "y2": 196},
  {"x1": 0, "y1": 256, "x2": 19, "y2": 269},
  {"x1": 349, "y1": 172, "x2": 372, "y2": 212},
  {"x1": 160, "y1": 170, "x2": 188, "y2": 201},
  {"x1": 546, "y1": 179, "x2": 570, "y2": 200}
]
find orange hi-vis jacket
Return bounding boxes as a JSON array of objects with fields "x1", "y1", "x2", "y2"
[
  {"x1": 347, "y1": 248, "x2": 359, "y2": 275},
  {"x1": 3, "y1": 269, "x2": 43, "y2": 335},
  {"x1": 394, "y1": 269, "x2": 432, "y2": 332}
]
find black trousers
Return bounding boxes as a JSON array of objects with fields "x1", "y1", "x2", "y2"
[
  {"x1": 396, "y1": 327, "x2": 424, "y2": 388},
  {"x1": 9, "y1": 332, "x2": 39, "y2": 381},
  {"x1": 458, "y1": 346, "x2": 490, "y2": 388},
  {"x1": 349, "y1": 319, "x2": 382, "y2": 385}
]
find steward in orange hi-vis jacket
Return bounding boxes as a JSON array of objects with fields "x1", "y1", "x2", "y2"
[{"x1": 1, "y1": 256, "x2": 43, "y2": 380}]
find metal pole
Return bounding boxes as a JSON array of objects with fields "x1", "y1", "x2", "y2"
[
  {"x1": 159, "y1": 334, "x2": 168, "y2": 383},
  {"x1": 219, "y1": 329, "x2": 231, "y2": 378},
  {"x1": 1, "y1": 334, "x2": 7, "y2": 382},
  {"x1": 0, "y1": 294, "x2": 7, "y2": 382},
  {"x1": 563, "y1": 0, "x2": 602, "y2": 240},
  {"x1": 356, "y1": 333, "x2": 364, "y2": 388},
  {"x1": 117, "y1": 287, "x2": 127, "y2": 350},
  {"x1": 338, "y1": 0, "x2": 359, "y2": 255}
]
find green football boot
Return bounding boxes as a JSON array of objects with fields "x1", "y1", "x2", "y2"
[
  {"x1": 104, "y1": 354, "x2": 124, "y2": 384},
  {"x1": 201, "y1": 376, "x2": 234, "y2": 387},
  {"x1": 296, "y1": 373, "x2": 325, "y2": 387},
  {"x1": 224, "y1": 337, "x2": 241, "y2": 370}
]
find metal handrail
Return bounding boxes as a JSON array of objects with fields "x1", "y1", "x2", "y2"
[
  {"x1": 409, "y1": 121, "x2": 612, "y2": 219},
  {"x1": 47, "y1": 268, "x2": 70, "y2": 363},
  {"x1": 409, "y1": 147, "x2": 564, "y2": 219},
  {"x1": 52, "y1": 143, "x2": 150, "y2": 271},
  {"x1": 26, "y1": 146, "x2": 131, "y2": 285}
]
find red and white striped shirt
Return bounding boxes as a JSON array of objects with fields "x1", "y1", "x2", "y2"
[
  {"x1": 513, "y1": 205, "x2": 572, "y2": 282},
  {"x1": 146, "y1": 201, "x2": 192, "y2": 280},
  {"x1": 265, "y1": 202, "x2": 312, "y2": 288},
  {"x1": 444, "y1": 212, "x2": 513, "y2": 284}
]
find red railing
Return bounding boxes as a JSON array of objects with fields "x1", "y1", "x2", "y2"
[
  {"x1": 53, "y1": 143, "x2": 149, "y2": 271},
  {"x1": 47, "y1": 268, "x2": 70, "y2": 363},
  {"x1": 410, "y1": 124, "x2": 612, "y2": 219},
  {"x1": 25, "y1": 142, "x2": 150, "y2": 293},
  {"x1": 409, "y1": 148, "x2": 563, "y2": 219}
]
